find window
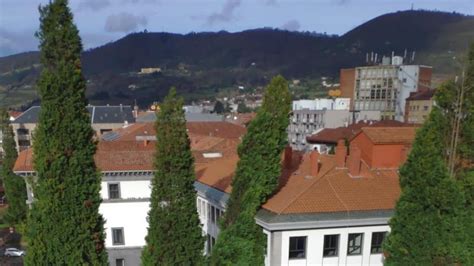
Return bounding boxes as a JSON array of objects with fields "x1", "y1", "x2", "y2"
[
  {"x1": 100, "y1": 129, "x2": 112, "y2": 135},
  {"x1": 423, "y1": 106, "x2": 429, "y2": 111},
  {"x1": 347, "y1": 233, "x2": 363, "y2": 255},
  {"x1": 112, "y1": 228, "x2": 124, "y2": 245},
  {"x1": 211, "y1": 206, "x2": 216, "y2": 224},
  {"x1": 323, "y1": 234, "x2": 339, "y2": 257},
  {"x1": 108, "y1": 183, "x2": 120, "y2": 199},
  {"x1": 17, "y1": 128, "x2": 29, "y2": 135},
  {"x1": 115, "y1": 258, "x2": 125, "y2": 266},
  {"x1": 207, "y1": 234, "x2": 216, "y2": 254},
  {"x1": 371, "y1": 232, "x2": 387, "y2": 254},
  {"x1": 289, "y1": 236, "x2": 306, "y2": 259}
]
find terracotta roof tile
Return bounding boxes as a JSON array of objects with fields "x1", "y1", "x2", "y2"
[{"x1": 359, "y1": 127, "x2": 417, "y2": 144}]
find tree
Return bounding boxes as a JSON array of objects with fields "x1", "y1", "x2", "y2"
[
  {"x1": 210, "y1": 76, "x2": 291, "y2": 265},
  {"x1": 142, "y1": 88, "x2": 204, "y2": 265},
  {"x1": 383, "y1": 106, "x2": 468, "y2": 265},
  {"x1": 0, "y1": 109, "x2": 27, "y2": 226},
  {"x1": 26, "y1": 0, "x2": 107, "y2": 264},
  {"x1": 213, "y1": 100, "x2": 225, "y2": 114},
  {"x1": 237, "y1": 102, "x2": 251, "y2": 113}
]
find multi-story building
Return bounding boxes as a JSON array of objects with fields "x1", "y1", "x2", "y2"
[
  {"x1": 11, "y1": 105, "x2": 136, "y2": 151},
  {"x1": 339, "y1": 56, "x2": 432, "y2": 121},
  {"x1": 289, "y1": 99, "x2": 380, "y2": 151},
  {"x1": 404, "y1": 89, "x2": 435, "y2": 124},
  {"x1": 14, "y1": 122, "x2": 416, "y2": 266}
]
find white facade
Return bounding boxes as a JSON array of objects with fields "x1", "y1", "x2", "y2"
[
  {"x1": 292, "y1": 98, "x2": 350, "y2": 111},
  {"x1": 266, "y1": 225, "x2": 389, "y2": 266}
]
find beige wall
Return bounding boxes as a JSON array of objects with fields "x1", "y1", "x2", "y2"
[{"x1": 406, "y1": 99, "x2": 433, "y2": 124}]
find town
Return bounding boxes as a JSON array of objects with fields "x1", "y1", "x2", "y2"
[{"x1": 0, "y1": 1, "x2": 473, "y2": 266}]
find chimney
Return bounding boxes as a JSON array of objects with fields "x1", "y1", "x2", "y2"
[
  {"x1": 348, "y1": 145, "x2": 361, "y2": 177},
  {"x1": 143, "y1": 139, "x2": 149, "y2": 147},
  {"x1": 310, "y1": 150, "x2": 320, "y2": 176},
  {"x1": 335, "y1": 139, "x2": 346, "y2": 168},
  {"x1": 284, "y1": 146, "x2": 293, "y2": 169}
]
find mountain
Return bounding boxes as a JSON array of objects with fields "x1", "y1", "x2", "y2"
[{"x1": 1, "y1": 10, "x2": 473, "y2": 109}]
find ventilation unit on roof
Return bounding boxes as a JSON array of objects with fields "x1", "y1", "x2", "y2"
[{"x1": 202, "y1": 152, "x2": 223, "y2": 158}]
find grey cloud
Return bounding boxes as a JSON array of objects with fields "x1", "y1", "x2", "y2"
[
  {"x1": 207, "y1": 0, "x2": 241, "y2": 25},
  {"x1": 78, "y1": 0, "x2": 111, "y2": 11},
  {"x1": 280, "y1": 20, "x2": 300, "y2": 31},
  {"x1": 105, "y1": 13, "x2": 148, "y2": 33},
  {"x1": 0, "y1": 28, "x2": 37, "y2": 57}
]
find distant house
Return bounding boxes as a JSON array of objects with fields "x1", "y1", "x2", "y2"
[
  {"x1": 404, "y1": 89, "x2": 436, "y2": 124},
  {"x1": 139, "y1": 68, "x2": 161, "y2": 74},
  {"x1": 11, "y1": 105, "x2": 135, "y2": 151}
]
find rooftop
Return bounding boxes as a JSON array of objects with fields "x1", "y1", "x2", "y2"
[
  {"x1": 306, "y1": 120, "x2": 414, "y2": 144},
  {"x1": 406, "y1": 89, "x2": 436, "y2": 101},
  {"x1": 357, "y1": 127, "x2": 417, "y2": 144},
  {"x1": 13, "y1": 105, "x2": 136, "y2": 124}
]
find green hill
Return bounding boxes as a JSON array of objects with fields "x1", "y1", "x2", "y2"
[{"x1": 1, "y1": 10, "x2": 473, "y2": 109}]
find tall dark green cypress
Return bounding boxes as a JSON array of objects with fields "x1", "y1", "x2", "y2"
[
  {"x1": 210, "y1": 76, "x2": 291, "y2": 265},
  {"x1": 0, "y1": 109, "x2": 27, "y2": 226},
  {"x1": 141, "y1": 88, "x2": 204, "y2": 265},
  {"x1": 26, "y1": 0, "x2": 107, "y2": 264},
  {"x1": 384, "y1": 107, "x2": 468, "y2": 265}
]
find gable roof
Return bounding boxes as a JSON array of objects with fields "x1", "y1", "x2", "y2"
[{"x1": 13, "y1": 105, "x2": 135, "y2": 124}]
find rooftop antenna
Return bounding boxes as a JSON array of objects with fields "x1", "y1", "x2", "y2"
[
  {"x1": 411, "y1": 51, "x2": 416, "y2": 63},
  {"x1": 411, "y1": 3, "x2": 414, "y2": 10},
  {"x1": 366, "y1": 53, "x2": 369, "y2": 63},
  {"x1": 404, "y1": 49, "x2": 408, "y2": 58}
]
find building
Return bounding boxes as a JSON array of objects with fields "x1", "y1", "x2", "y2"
[
  {"x1": 404, "y1": 89, "x2": 436, "y2": 124},
  {"x1": 14, "y1": 121, "x2": 246, "y2": 265},
  {"x1": 136, "y1": 111, "x2": 224, "y2": 123},
  {"x1": 306, "y1": 120, "x2": 415, "y2": 153},
  {"x1": 292, "y1": 98, "x2": 350, "y2": 111},
  {"x1": 339, "y1": 57, "x2": 432, "y2": 121},
  {"x1": 11, "y1": 105, "x2": 136, "y2": 151},
  {"x1": 200, "y1": 126, "x2": 416, "y2": 265},
  {"x1": 289, "y1": 99, "x2": 381, "y2": 151},
  {"x1": 14, "y1": 123, "x2": 417, "y2": 266}
]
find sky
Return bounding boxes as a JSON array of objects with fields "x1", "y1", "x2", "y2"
[{"x1": 0, "y1": 0, "x2": 473, "y2": 57}]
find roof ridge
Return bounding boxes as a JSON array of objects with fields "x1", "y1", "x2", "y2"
[
  {"x1": 277, "y1": 160, "x2": 336, "y2": 215},
  {"x1": 327, "y1": 172, "x2": 350, "y2": 214}
]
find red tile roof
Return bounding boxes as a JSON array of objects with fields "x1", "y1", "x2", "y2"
[
  {"x1": 306, "y1": 120, "x2": 415, "y2": 144},
  {"x1": 357, "y1": 127, "x2": 417, "y2": 145}
]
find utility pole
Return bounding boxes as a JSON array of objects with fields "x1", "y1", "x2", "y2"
[{"x1": 448, "y1": 68, "x2": 466, "y2": 178}]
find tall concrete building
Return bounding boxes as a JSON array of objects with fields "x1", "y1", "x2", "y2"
[
  {"x1": 288, "y1": 99, "x2": 380, "y2": 151},
  {"x1": 339, "y1": 56, "x2": 432, "y2": 121}
]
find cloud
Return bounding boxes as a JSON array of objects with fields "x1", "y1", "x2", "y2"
[
  {"x1": 78, "y1": 0, "x2": 111, "y2": 11},
  {"x1": 104, "y1": 13, "x2": 148, "y2": 33},
  {"x1": 280, "y1": 20, "x2": 301, "y2": 31},
  {"x1": 207, "y1": 0, "x2": 241, "y2": 25},
  {"x1": 0, "y1": 28, "x2": 37, "y2": 57}
]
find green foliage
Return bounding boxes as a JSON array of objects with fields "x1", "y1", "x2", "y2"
[
  {"x1": 141, "y1": 88, "x2": 204, "y2": 265},
  {"x1": 25, "y1": 0, "x2": 107, "y2": 264},
  {"x1": 237, "y1": 102, "x2": 252, "y2": 113},
  {"x1": 213, "y1": 100, "x2": 225, "y2": 114},
  {"x1": 0, "y1": 109, "x2": 27, "y2": 226},
  {"x1": 210, "y1": 76, "x2": 291, "y2": 265},
  {"x1": 384, "y1": 107, "x2": 469, "y2": 265}
]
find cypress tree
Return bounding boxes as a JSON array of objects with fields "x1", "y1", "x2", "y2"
[
  {"x1": 384, "y1": 107, "x2": 467, "y2": 265},
  {"x1": 210, "y1": 76, "x2": 291, "y2": 265},
  {"x1": 26, "y1": 0, "x2": 107, "y2": 264},
  {"x1": 141, "y1": 88, "x2": 204, "y2": 265},
  {"x1": 0, "y1": 109, "x2": 27, "y2": 226}
]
